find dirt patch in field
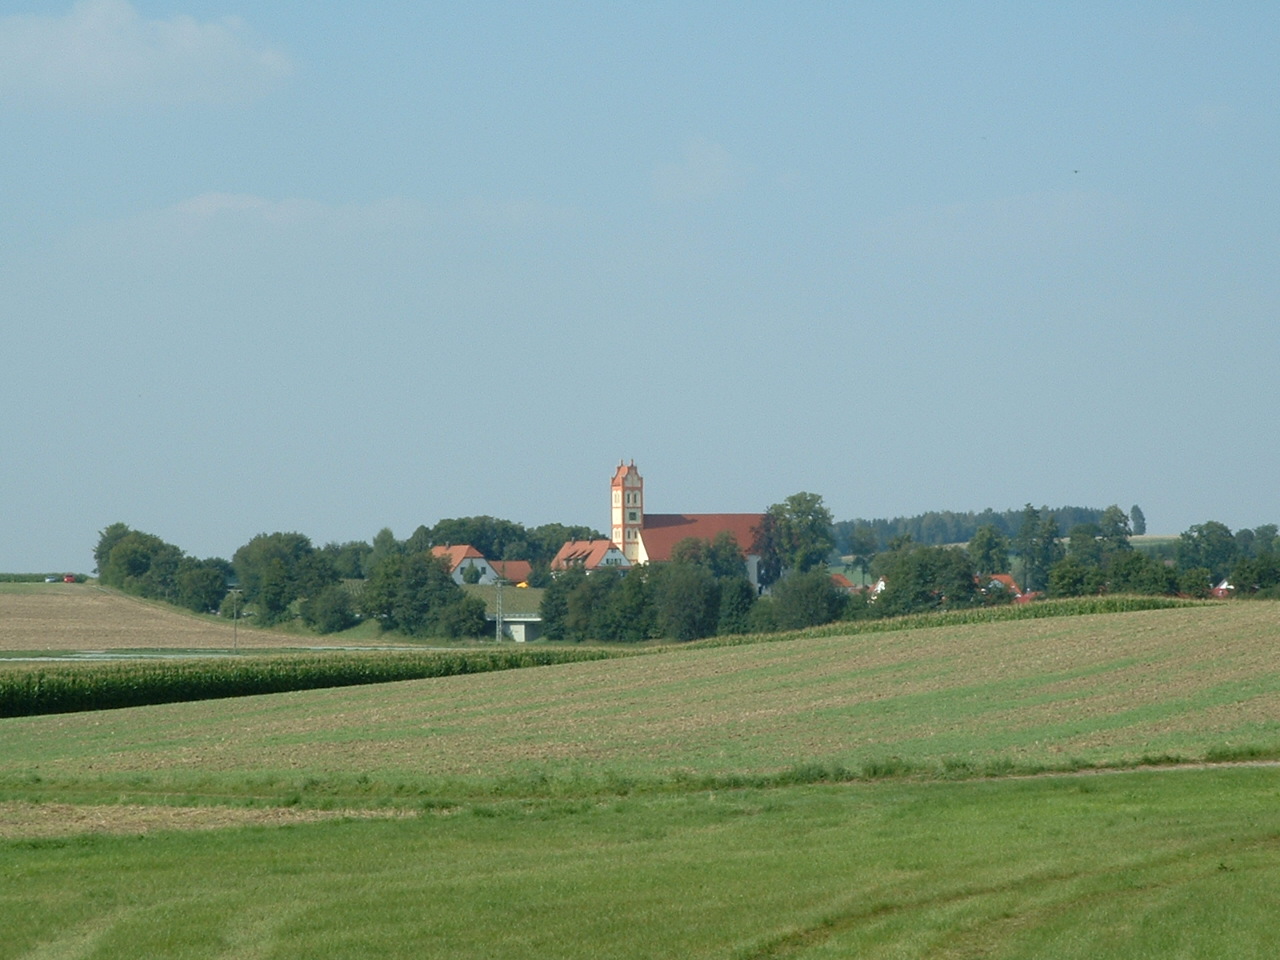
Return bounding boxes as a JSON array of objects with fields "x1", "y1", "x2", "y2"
[
  {"x1": 0, "y1": 585, "x2": 348, "y2": 652},
  {"x1": 0, "y1": 800, "x2": 410, "y2": 838}
]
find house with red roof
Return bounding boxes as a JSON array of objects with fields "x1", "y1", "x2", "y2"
[
  {"x1": 551, "y1": 539, "x2": 631, "y2": 573},
  {"x1": 490, "y1": 559, "x2": 533, "y2": 585},
  {"x1": 607, "y1": 461, "x2": 766, "y2": 588},
  {"x1": 431, "y1": 544, "x2": 500, "y2": 585}
]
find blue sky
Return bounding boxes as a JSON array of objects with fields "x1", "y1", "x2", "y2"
[{"x1": 3, "y1": 2, "x2": 1277, "y2": 571}]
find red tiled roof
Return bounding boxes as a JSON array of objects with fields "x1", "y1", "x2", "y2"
[
  {"x1": 639, "y1": 514, "x2": 765, "y2": 562},
  {"x1": 551, "y1": 539, "x2": 629, "y2": 571},
  {"x1": 430, "y1": 544, "x2": 485, "y2": 571},
  {"x1": 986, "y1": 573, "x2": 1022, "y2": 595},
  {"x1": 491, "y1": 559, "x2": 532, "y2": 583}
]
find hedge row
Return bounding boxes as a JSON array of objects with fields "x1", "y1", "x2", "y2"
[
  {"x1": 0, "y1": 648, "x2": 625, "y2": 718},
  {"x1": 688, "y1": 594, "x2": 1205, "y2": 650}
]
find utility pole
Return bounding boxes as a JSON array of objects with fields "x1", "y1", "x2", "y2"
[
  {"x1": 229, "y1": 587, "x2": 242, "y2": 654},
  {"x1": 494, "y1": 577, "x2": 504, "y2": 642}
]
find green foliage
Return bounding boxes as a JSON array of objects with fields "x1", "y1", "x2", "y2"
[
  {"x1": 967, "y1": 523, "x2": 1010, "y2": 575},
  {"x1": 1012, "y1": 504, "x2": 1064, "y2": 593},
  {"x1": 538, "y1": 566, "x2": 585, "y2": 641},
  {"x1": 233, "y1": 532, "x2": 337, "y2": 626},
  {"x1": 761, "y1": 491, "x2": 835, "y2": 576},
  {"x1": 0, "y1": 648, "x2": 623, "y2": 718},
  {"x1": 174, "y1": 556, "x2": 233, "y2": 613},
  {"x1": 1130, "y1": 503, "x2": 1147, "y2": 535},
  {"x1": 1179, "y1": 567, "x2": 1214, "y2": 599},
  {"x1": 300, "y1": 583, "x2": 358, "y2": 634},
  {"x1": 1048, "y1": 555, "x2": 1104, "y2": 598},
  {"x1": 320, "y1": 540, "x2": 373, "y2": 580},
  {"x1": 359, "y1": 552, "x2": 487, "y2": 639},
  {"x1": 94, "y1": 524, "x2": 229, "y2": 611},
  {"x1": 715, "y1": 576, "x2": 756, "y2": 635},
  {"x1": 834, "y1": 504, "x2": 1140, "y2": 552},
  {"x1": 874, "y1": 542, "x2": 979, "y2": 616},
  {"x1": 1229, "y1": 548, "x2": 1280, "y2": 596},
  {"x1": 540, "y1": 536, "x2": 755, "y2": 643},
  {"x1": 770, "y1": 568, "x2": 848, "y2": 629},
  {"x1": 92, "y1": 522, "x2": 132, "y2": 576},
  {"x1": 1177, "y1": 521, "x2": 1239, "y2": 582},
  {"x1": 653, "y1": 563, "x2": 719, "y2": 641}
]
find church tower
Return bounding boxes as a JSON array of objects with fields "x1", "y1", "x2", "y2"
[{"x1": 610, "y1": 460, "x2": 644, "y2": 562}]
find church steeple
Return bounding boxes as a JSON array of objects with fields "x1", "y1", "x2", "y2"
[{"x1": 610, "y1": 460, "x2": 644, "y2": 562}]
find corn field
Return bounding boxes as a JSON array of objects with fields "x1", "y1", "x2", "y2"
[{"x1": 0, "y1": 648, "x2": 625, "y2": 718}]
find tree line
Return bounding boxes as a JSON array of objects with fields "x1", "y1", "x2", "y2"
[
  {"x1": 90, "y1": 499, "x2": 1278, "y2": 644},
  {"x1": 937, "y1": 508, "x2": 1279, "y2": 600},
  {"x1": 91, "y1": 517, "x2": 602, "y2": 638},
  {"x1": 833, "y1": 504, "x2": 1147, "y2": 555}
]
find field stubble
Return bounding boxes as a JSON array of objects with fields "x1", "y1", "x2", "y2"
[
  {"x1": 0, "y1": 583, "x2": 366, "y2": 652},
  {"x1": 3, "y1": 602, "x2": 1278, "y2": 809}
]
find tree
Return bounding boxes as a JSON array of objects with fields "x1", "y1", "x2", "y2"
[
  {"x1": 670, "y1": 533, "x2": 747, "y2": 581},
  {"x1": 716, "y1": 576, "x2": 756, "y2": 635},
  {"x1": 653, "y1": 563, "x2": 719, "y2": 641},
  {"x1": 771, "y1": 569, "x2": 847, "y2": 629},
  {"x1": 751, "y1": 512, "x2": 783, "y2": 588},
  {"x1": 539, "y1": 566, "x2": 586, "y2": 641},
  {"x1": 1098, "y1": 505, "x2": 1133, "y2": 555},
  {"x1": 321, "y1": 540, "x2": 372, "y2": 580},
  {"x1": 1013, "y1": 505, "x2": 1063, "y2": 593},
  {"x1": 1178, "y1": 567, "x2": 1214, "y2": 599},
  {"x1": 1066, "y1": 522, "x2": 1105, "y2": 568},
  {"x1": 94, "y1": 522, "x2": 132, "y2": 576},
  {"x1": 754, "y1": 492, "x2": 835, "y2": 584},
  {"x1": 565, "y1": 567, "x2": 624, "y2": 641},
  {"x1": 391, "y1": 552, "x2": 462, "y2": 637},
  {"x1": 99, "y1": 529, "x2": 180, "y2": 598},
  {"x1": 612, "y1": 566, "x2": 657, "y2": 641},
  {"x1": 876, "y1": 544, "x2": 978, "y2": 616},
  {"x1": 1129, "y1": 505, "x2": 1147, "y2": 536},
  {"x1": 1176, "y1": 522, "x2": 1238, "y2": 582},
  {"x1": 367, "y1": 527, "x2": 403, "y2": 575},
  {"x1": 845, "y1": 525, "x2": 878, "y2": 583},
  {"x1": 1231, "y1": 552, "x2": 1280, "y2": 595},
  {"x1": 232, "y1": 532, "x2": 334, "y2": 626},
  {"x1": 301, "y1": 583, "x2": 357, "y2": 634},
  {"x1": 435, "y1": 594, "x2": 488, "y2": 638},
  {"x1": 968, "y1": 524, "x2": 1010, "y2": 575},
  {"x1": 174, "y1": 557, "x2": 231, "y2": 613}
]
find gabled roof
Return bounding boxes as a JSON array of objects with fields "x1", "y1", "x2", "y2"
[
  {"x1": 490, "y1": 559, "x2": 532, "y2": 583},
  {"x1": 551, "y1": 539, "x2": 630, "y2": 571},
  {"x1": 430, "y1": 544, "x2": 487, "y2": 571},
  {"x1": 639, "y1": 514, "x2": 764, "y2": 562},
  {"x1": 985, "y1": 573, "x2": 1022, "y2": 595}
]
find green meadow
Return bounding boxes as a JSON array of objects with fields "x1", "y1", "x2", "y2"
[{"x1": 2, "y1": 600, "x2": 1279, "y2": 957}]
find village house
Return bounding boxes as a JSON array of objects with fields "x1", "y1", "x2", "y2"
[
  {"x1": 430, "y1": 544, "x2": 500, "y2": 585},
  {"x1": 550, "y1": 539, "x2": 631, "y2": 573}
]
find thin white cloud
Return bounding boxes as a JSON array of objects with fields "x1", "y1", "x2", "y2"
[
  {"x1": 0, "y1": 0, "x2": 292, "y2": 107},
  {"x1": 652, "y1": 139, "x2": 746, "y2": 204}
]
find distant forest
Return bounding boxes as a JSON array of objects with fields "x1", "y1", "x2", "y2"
[{"x1": 832, "y1": 506, "x2": 1139, "y2": 554}]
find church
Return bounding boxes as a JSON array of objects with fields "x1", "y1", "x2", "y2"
[{"x1": 609, "y1": 461, "x2": 766, "y2": 588}]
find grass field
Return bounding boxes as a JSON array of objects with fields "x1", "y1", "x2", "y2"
[{"x1": 2, "y1": 590, "x2": 1279, "y2": 957}]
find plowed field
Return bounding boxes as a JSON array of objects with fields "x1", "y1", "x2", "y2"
[{"x1": 0, "y1": 583, "x2": 344, "y2": 652}]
